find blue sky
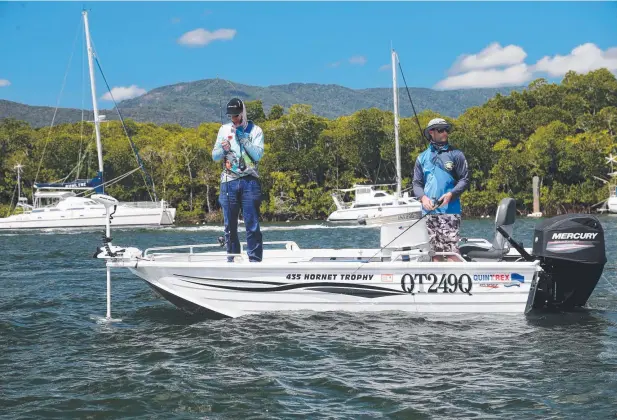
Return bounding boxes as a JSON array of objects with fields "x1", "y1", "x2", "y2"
[{"x1": 0, "y1": 1, "x2": 616, "y2": 109}]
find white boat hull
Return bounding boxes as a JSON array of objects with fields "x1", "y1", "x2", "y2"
[
  {"x1": 0, "y1": 205, "x2": 175, "y2": 229},
  {"x1": 607, "y1": 196, "x2": 617, "y2": 214},
  {"x1": 328, "y1": 203, "x2": 422, "y2": 222},
  {"x1": 114, "y1": 249, "x2": 539, "y2": 318},
  {"x1": 100, "y1": 200, "x2": 607, "y2": 320}
]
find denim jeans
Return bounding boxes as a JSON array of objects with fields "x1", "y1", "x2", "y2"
[{"x1": 218, "y1": 176, "x2": 263, "y2": 262}]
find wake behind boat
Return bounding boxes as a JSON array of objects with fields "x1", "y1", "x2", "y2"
[{"x1": 94, "y1": 195, "x2": 607, "y2": 319}]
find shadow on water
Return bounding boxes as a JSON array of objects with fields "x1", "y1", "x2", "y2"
[
  {"x1": 526, "y1": 308, "x2": 617, "y2": 328},
  {"x1": 132, "y1": 304, "x2": 227, "y2": 325}
]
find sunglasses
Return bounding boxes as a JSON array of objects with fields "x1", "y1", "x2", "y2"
[{"x1": 433, "y1": 127, "x2": 450, "y2": 134}]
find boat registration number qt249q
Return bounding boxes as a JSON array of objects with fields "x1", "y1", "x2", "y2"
[{"x1": 401, "y1": 273, "x2": 473, "y2": 295}]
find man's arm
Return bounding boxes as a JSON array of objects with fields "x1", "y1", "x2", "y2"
[
  {"x1": 412, "y1": 158, "x2": 425, "y2": 199},
  {"x1": 239, "y1": 126, "x2": 264, "y2": 162},
  {"x1": 450, "y1": 151, "x2": 469, "y2": 198},
  {"x1": 212, "y1": 126, "x2": 227, "y2": 162}
]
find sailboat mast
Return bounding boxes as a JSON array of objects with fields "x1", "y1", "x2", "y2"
[
  {"x1": 83, "y1": 11, "x2": 104, "y2": 189},
  {"x1": 391, "y1": 49, "x2": 402, "y2": 199},
  {"x1": 15, "y1": 164, "x2": 22, "y2": 199}
]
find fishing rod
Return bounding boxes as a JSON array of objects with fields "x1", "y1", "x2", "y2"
[
  {"x1": 396, "y1": 53, "x2": 427, "y2": 142},
  {"x1": 216, "y1": 82, "x2": 237, "y2": 261}
]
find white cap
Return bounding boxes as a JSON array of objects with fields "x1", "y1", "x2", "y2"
[{"x1": 426, "y1": 118, "x2": 450, "y2": 130}]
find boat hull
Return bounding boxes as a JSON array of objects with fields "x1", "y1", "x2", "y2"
[
  {"x1": 328, "y1": 203, "x2": 422, "y2": 222},
  {"x1": 122, "y1": 255, "x2": 539, "y2": 318},
  {"x1": 607, "y1": 196, "x2": 617, "y2": 214},
  {"x1": 0, "y1": 205, "x2": 175, "y2": 229}
]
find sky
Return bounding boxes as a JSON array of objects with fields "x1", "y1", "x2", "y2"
[{"x1": 0, "y1": 1, "x2": 616, "y2": 109}]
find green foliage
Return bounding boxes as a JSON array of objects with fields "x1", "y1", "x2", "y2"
[
  {"x1": 245, "y1": 100, "x2": 266, "y2": 124},
  {"x1": 268, "y1": 104, "x2": 284, "y2": 120},
  {"x1": 1, "y1": 69, "x2": 616, "y2": 221}
]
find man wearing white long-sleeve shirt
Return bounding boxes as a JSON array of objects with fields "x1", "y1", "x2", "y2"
[{"x1": 212, "y1": 98, "x2": 265, "y2": 262}]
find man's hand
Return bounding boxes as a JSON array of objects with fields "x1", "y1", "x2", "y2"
[
  {"x1": 421, "y1": 195, "x2": 435, "y2": 211},
  {"x1": 236, "y1": 130, "x2": 249, "y2": 146},
  {"x1": 437, "y1": 192, "x2": 453, "y2": 207}
]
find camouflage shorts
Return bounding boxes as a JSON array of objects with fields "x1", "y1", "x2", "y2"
[{"x1": 426, "y1": 214, "x2": 461, "y2": 253}]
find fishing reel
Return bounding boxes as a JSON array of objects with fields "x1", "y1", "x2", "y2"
[{"x1": 238, "y1": 159, "x2": 247, "y2": 172}]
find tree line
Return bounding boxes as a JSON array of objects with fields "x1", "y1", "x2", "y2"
[{"x1": 1, "y1": 69, "x2": 616, "y2": 222}]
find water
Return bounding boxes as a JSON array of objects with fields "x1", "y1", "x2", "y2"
[{"x1": 1, "y1": 217, "x2": 617, "y2": 419}]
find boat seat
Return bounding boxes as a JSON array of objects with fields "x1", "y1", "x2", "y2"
[{"x1": 459, "y1": 198, "x2": 516, "y2": 262}]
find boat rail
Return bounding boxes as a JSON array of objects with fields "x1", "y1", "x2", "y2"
[
  {"x1": 391, "y1": 251, "x2": 466, "y2": 262},
  {"x1": 144, "y1": 243, "x2": 223, "y2": 258},
  {"x1": 144, "y1": 240, "x2": 300, "y2": 260},
  {"x1": 241, "y1": 241, "x2": 300, "y2": 252},
  {"x1": 119, "y1": 200, "x2": 170, "y2": 209},
  {"x1": 331, "y1": 192, "x2": 352, "y2": 210}
]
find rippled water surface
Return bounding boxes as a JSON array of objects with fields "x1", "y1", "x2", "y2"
[{"x1": 2, "y1": 217, "x2": 616, "y2": 419}]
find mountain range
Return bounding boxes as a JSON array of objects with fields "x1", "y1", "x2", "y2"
[{"x1": 0, "y1": 78, "x2": 522, "y2": 128}]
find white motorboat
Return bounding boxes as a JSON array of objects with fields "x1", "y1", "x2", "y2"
[
  {"x1": 0, "y1": 11, "x2": 176, "y2": 230},
  {"x1": 595, "y1": 153, "x2": 617, "y2": 214},
  {"x1": 94, "y1": 196, "x2": 607, "y2": 320},
  {"x1": 327, "y1": 50, "x2": 421, "y2": 222},
  {"x1": 328, "y1": 185, "x2": 421, "y2": 222}
]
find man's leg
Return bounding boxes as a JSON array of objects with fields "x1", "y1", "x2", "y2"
[
  {"x1": 437, "y1": 214, "x2": 461, "y2": 261},
  {"x1": 241, "y1": 176, "x2": 263, "y2": 262},
  {"x1": 219, "y1": 180, "x2": 241, "y2": 262},
  {"x1": 426, "y1": 214, "x2": 441, "y2": 257},
  {"x1": 442, "y1": 214, "x2": 461, "y2": 254},
  {"x1": 427, "y1": 214, "x2": 461, "y2": 262}
]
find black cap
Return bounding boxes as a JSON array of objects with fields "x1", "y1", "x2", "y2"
[{"x1": 226, "y1": 98, "x2": 243, "y2": 115}]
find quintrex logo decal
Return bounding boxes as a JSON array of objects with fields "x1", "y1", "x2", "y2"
[
  {"x1": 473, "y1": 273, "x2": 525, "y2": 288},
  {"x1": 551, "y1": 232, "x2": 598, "y2": 240},
  {"x1": 505, "y1": 273, "x2": 525, "y2": 287}
]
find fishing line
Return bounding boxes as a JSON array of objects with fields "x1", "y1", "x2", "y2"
[{"x1": 352, "y1": 198, "x2": 443, "y2": 274}]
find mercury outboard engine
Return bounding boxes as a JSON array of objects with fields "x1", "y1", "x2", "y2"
[{"x1": 527, "y1": 214, "x2": 606, "y2": 311}]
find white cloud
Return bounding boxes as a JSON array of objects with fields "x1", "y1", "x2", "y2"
[
  {"x1": 379, "y1": 64, "x2": 391, "y2": 72},
  {"x1": 533, "y1": 43, "x2": 617, "y2": 77},
  {"x1": 450, "y1": 42, "x2": 527, "y2": 74},
  {"x1": 349, "y1": 55, "x2": 367, "y2": 66},
  {"x1": 328, "y1": 61, "x2": 342, "y2": 68},
  {"x1": 0, "y1": 79, "x2": 10, "y2": 87},
  {"x1": 101, "y1": 85, "x2": 147, "y2": 101},
  {"x1": 177, "y1": 28, "x2": 236, "y2": 47},
  {"x1": 435, "y1": 42, "x2": 617, "y2": 90},
  {"x1": 436, "y1": 64, "x2": 533, "y2": 89}
]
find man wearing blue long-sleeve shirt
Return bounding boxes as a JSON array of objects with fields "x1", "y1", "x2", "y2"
[
  {"x1": 412, "y1": 118, "x2": 469, "y2": 258},
  {"x1": 212, "y1": 98, "x2": 264, "y2": 262}
]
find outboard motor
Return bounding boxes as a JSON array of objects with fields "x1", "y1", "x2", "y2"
[{"x1": 528, "y1": 214, "x2": 606, "y2": 311}]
